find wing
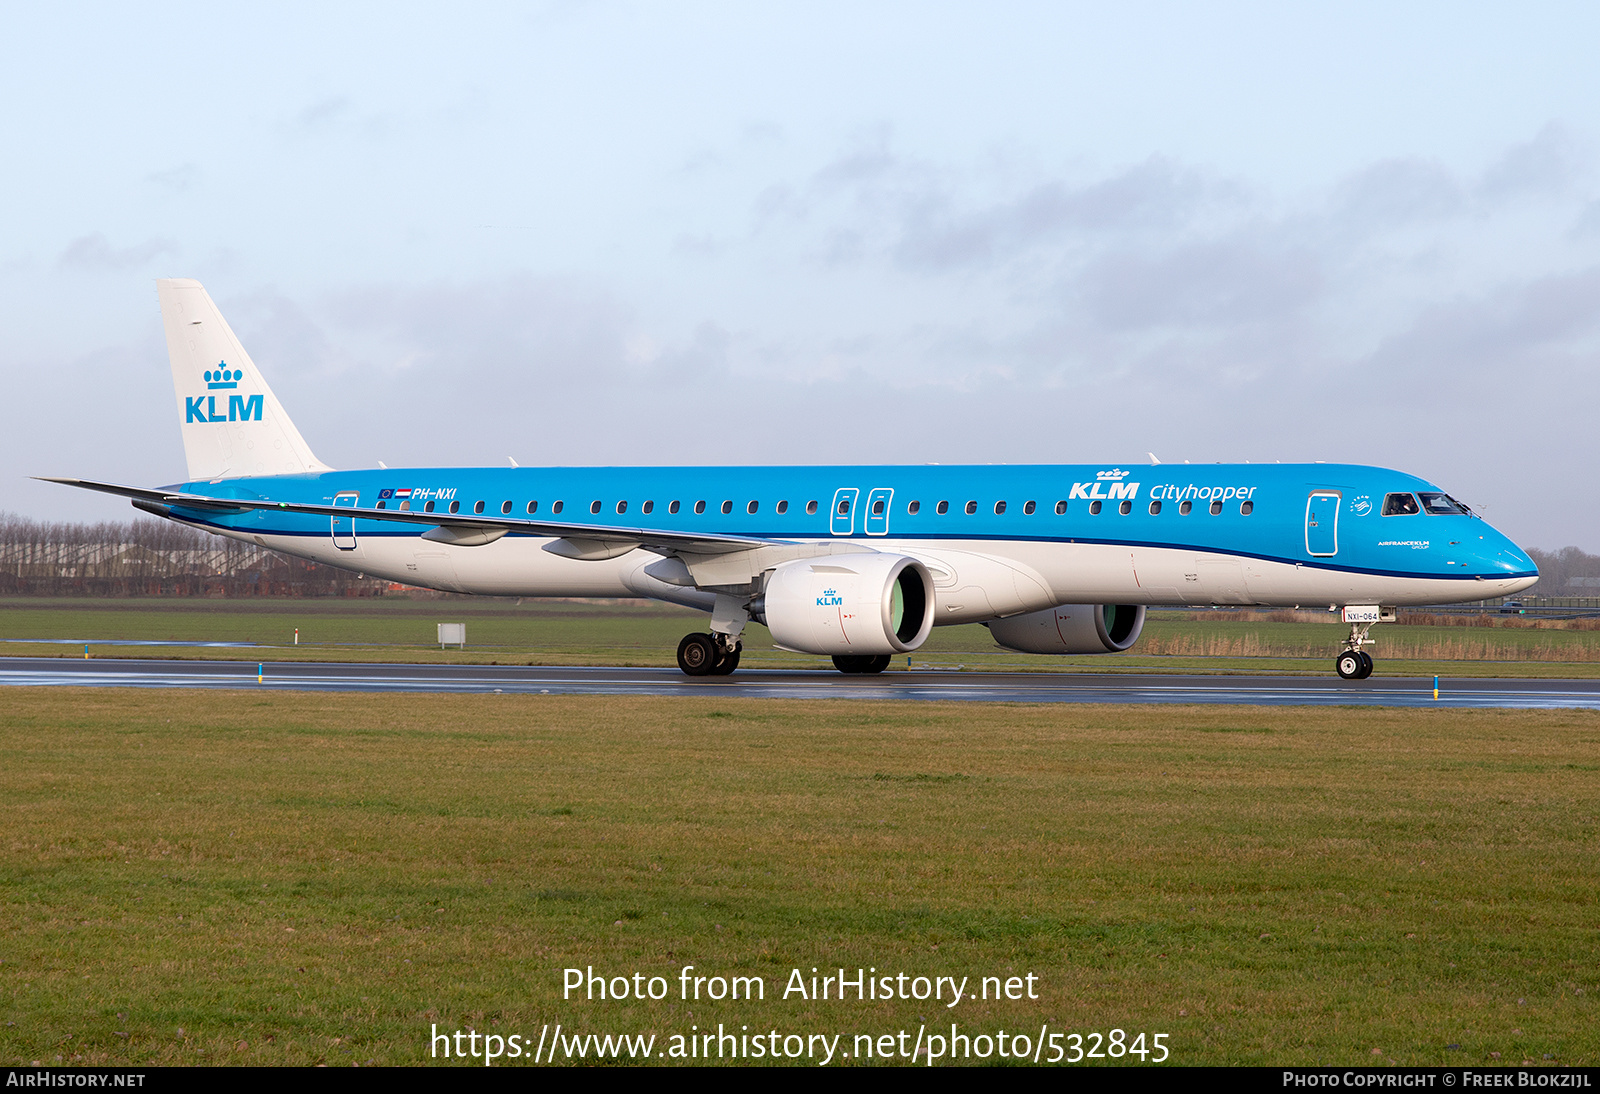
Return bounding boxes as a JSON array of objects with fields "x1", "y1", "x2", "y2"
[{"x1": 37, "y1": 477, "x2": 776, "y2": 557}]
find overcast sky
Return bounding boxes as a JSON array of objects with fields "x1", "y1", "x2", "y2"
[{"x1": 4, "y1": 2, "x2": 1598, "y2": 549}]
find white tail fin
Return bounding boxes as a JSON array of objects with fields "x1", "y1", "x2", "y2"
[{"x1": 157, "y1": 278, "x2": 332, "y2": 481}]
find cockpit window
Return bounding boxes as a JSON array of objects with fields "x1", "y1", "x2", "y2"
[
  {"x1": 1418, "y1": 491, "x2": 1472, "y2": 516},
  {"x1": 1382, "y1": 492, "x2": 1420, "y2": 516}
]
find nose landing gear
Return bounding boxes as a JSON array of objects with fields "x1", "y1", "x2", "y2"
[
  {"x1": 1335, "y1": 648, "x2": 1373, "y2": 680},
  {"x1": 1333, "y1": 606, "x2": 1393, "y2": 679}
]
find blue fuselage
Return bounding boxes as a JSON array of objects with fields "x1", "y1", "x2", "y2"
[{"x1": 163, "y1": 461, "x2": 1536, "y2": 613}]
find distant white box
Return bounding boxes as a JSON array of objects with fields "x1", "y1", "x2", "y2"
[{"x1": 438, "y1": 623, "x2": 466, "y2": 648}]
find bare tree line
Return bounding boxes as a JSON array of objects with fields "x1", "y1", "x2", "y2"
[{"x1": 0, "y1": 513, "x2": 388, "y2": 597}]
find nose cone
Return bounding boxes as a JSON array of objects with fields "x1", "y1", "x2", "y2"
[{"x1": 1474, "y1": 526, "x2": 1539, "y2": 595}]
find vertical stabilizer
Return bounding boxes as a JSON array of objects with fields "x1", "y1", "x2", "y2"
[{"x1": 157, "y1": 278, "x2": 332, "y2": 481}]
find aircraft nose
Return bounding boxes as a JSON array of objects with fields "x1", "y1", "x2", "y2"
[{"x1": 1468, "y1": 527, "x2": 1538, "y2": 591}]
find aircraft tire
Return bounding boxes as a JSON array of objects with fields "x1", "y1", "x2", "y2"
[
  {"x1": 677, "y1": 633, "x2": 717, "y2": 676},
  {"x1": 861, "y1": 654, "x2": 891, "y2": 674},
  {"x1": 709, "y1": 643, "x2": 742, "y2": 675},
  {"x1": 832, "y1": 655, "x2": 867, "y2": 674},
  {"x1": 1335, "y1": 651, "x2": 1364, "y2": 680},
  {"x1": 1355, "y1": 651, "x2": 1374, "y2": 679}
]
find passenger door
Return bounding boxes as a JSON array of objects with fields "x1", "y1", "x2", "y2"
[
  {"x1": 332, "y1": 492, "x2": 359, "y2": 551},
  {"x1": 864, "y1": 487, "x2": 894, "y2": 536},
  {"x1": 1305, "y1": 491, "x2": 1340, "y2": 557},
  {"x1": 830, "y1": 487, "x2": 859, "y2": 536}
]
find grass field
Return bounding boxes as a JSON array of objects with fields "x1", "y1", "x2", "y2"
[
  {"x1": 2, "y1": 690, "x2": 1596, "y2": 1067},
  {"x1": 2, "y1": 597, "x2": 1599, "y2": 678}
]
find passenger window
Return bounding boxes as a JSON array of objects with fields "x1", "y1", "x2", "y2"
[
  {"x1": 1023, "y1": 500, "x2": 1036, "y2": 515},
  {"x1": 1054, "y1": 500, "x2": 1067, "y2": 515},
  {"x1": 1089, "y1": 500, "x2": 1102, "y2": 515},
  {"x1": 589, "y1": 500, "x2": 601, "y2": 514},
  {"x1": 616, "y1": 500, "x2": 628, "y2": 514},
  {"x1": 526, "y1": 500, "x2": 538, "y2": 514},
  {"x1": 422, "y1": 500, "x2": 433, "y2": 513},
  {"x1": 552, "y1": 501, "x2": 564, "y2": 514},
  {"x1": 1240, "y1": 500, "x2": 1253, "y2": 515},
  {"x1": 668, "y1": 500, "x2": 680, "y2": 514},
  {"x1": 936, "y1": 501, "x2": 949, "y2": 515},
  {"x1": 994, "y1": 501, "x2": 1006, "y2": 515},
  {"x1": 837, "y1": 499, "x2": 850, "y2": 515},
  {"x1": 806, "y1": 500, "x2": 818, "y2": 515},
  {"x1": 964, "y1": 500, "x2": 977, "y2": 515},
  {"x1": 1119, "y1": 500, "x2": 1132, "y2": 515},
  {"x1": 449, "y1": 500, "x2": 460, "y2": 514},
  {"x1": 907, "y1": 500, "x2": 920, "y2": 514},
  {"x1": 1179, "y1": 500, "x2": 1192, "y2": 515},
  {"x1": 642, "y1": 500, "x2": 653, "y2": 514},
  {"x1": 1149, "y1": 500, "x2": 1162, "y2": 515},
  {"x1": 747, "y1": 500, "x2": 759, "y2": 514},
  {"x1": 776, "y1": 500, "x2": 788, "y2": 514},
  {"x1": 694, "y1": 500, "x2": 706, "y2": 514},
  {"x1": 1383, "y1": 492, "x2": 1421, "y2": 516},
  {"x1": 474, "y1": 500, "x2": 485, "y2": 515},
  {"x1": 1209, "y1": 500, "x2": 1222, "y2": 515},
  {"x1": 1418, "y1": 492, "x2": 1470, "y2": 515},
  {"x1": 501, "y1": 500, "x2": 512, "y2": 514},
  {"x1": 721, "y1": 500, "x2": 733, "y2": 515},
  {"x1": 376, "y1": 500, "x2": 387, "y2": 509},
  {"x1": 400, "y1": 500, "x2": 411, "y2": 511}
]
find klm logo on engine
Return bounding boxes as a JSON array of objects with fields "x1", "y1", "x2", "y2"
[
  {"x1": 817, "y1": 587, "x2": 843, "y2": 607},
  {"x1": 185, "y1": 361, "x2": 263, "y2": 424},
  {"x1": 1069, "y1": 469, "x2": 1140, "y2": 501}
]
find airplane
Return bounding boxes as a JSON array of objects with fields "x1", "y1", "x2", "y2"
[{"x1": 45, "y1": 279, "x2": 1539, "y2": 680}]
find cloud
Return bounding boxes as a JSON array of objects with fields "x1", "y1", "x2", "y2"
[
  {"x1": 145, "y1": 163, "x2": 200, "y2": 192},
  {"x1": 893, "y1": 158, "x2": 1221, "y2": 271},
  {"x1": 1330, "y1": 158, "x2": 1463, "y2": 231},
  {"x1": 1477, "y1": 124, "x2": 1584, "y2": 200},
  {"x1": 58, "y1": 233, "x2": 176, "y2": 271},
  {"x1": 295, "y1": 95, "x2": 352, "y2": 128},
  {"x1": 1078, "y1": 238, "x2": 1324, "y2": 332}
]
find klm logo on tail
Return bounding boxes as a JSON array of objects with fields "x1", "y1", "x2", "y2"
[{"x1": 186, "y1": 361, "x2": 262, "y2": 423}]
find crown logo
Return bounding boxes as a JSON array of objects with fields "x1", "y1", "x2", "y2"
[
  {"x1": 822, "y1": 588, "x2": 837, "y2": 597},
  {"x1": 1096, "y1": 468, "x2": 1130, "y2": 480},
  {"x1": 204, "y1": 361, "x2": 240, "y2": 390}
]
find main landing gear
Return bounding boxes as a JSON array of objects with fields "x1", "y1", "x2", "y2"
[
  {"x1": 677, "y1": 632, "x2": 741, "y2": 677},
  {"x1": 833, "y1": 654, "x2": 891, "y2": 674}
]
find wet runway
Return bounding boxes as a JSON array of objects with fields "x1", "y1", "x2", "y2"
[{"x1": 3, "y1": 656, "x2": 1599, "y2": 708}]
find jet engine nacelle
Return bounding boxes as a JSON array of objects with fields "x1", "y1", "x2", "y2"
[
  {"x1": 760, "y1": 554, "x2": 934, "y2": 656},
  {"x1": 985, "y1": 604, "x2": 1147, "y2": 655}
]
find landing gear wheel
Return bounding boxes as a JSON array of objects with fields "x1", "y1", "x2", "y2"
[
  {"x1": 832, "y1": 653, "x2": 892, "y2": 674},
  {"x1": 677, "y1": 633, "x2": 717, "y2": 676},
  {"x1": 1335, "y1": 651, "x2": 1364, "y2": 680},
  {"x1": 1355, "y1": 651, "x2": 1373, "y2": 679},
  {"x1": 709, "y1": 642, "x2": 742, "y2": 676}
]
